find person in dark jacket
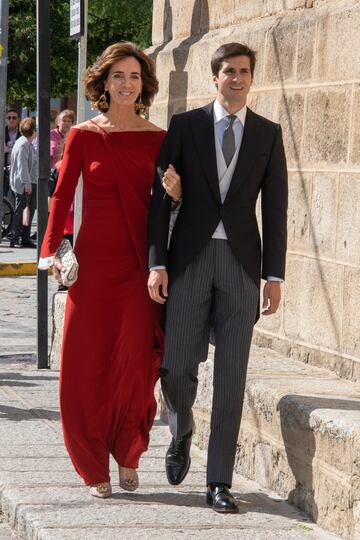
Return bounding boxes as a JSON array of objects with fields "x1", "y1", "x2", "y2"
[
  {"x1": 148, "y1": 42, "x2": 288, "y2": 513},
  {"x1": 3, "y1": 109, "x2": 21, "y2": 199}
]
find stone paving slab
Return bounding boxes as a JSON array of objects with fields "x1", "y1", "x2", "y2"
[
  {"x1": 0, "y1": 358, "x2": 341, "y2": 540},
  {"x1": 0, "y1": 242, "x2": 36, "y2": 264},
  {"x1": 33, "y1": 528, "x2": 331, "y2": 540},
  {"x1": 0, "y1": 277, "x2": 57, "y2": 357}
]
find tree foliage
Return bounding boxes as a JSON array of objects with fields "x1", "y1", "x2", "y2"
[
  {"x1": 7, "y1": 0, "x2": 153, "y2": 110},
  {"x1": 88, "y1": 0, "x2": 153, "y2": 63}
]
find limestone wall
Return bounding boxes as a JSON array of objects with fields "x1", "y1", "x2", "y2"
[{"x1": 149, "y1": 0, "x2": 360, "y2": 379}]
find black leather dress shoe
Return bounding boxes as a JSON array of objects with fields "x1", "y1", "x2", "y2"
[
  {"x1": 206, "y1": 483, "x2": 239, "y2": 513},
  {"x1": 165, "y1": 430, "x2": 192, "y2": 485},
  {"x1": 21, "y1": 240, "x2": 36, "y2": 248}
]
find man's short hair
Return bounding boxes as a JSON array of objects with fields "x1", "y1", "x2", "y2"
[
  {"x1": 211, "y1": 43, "x2": 256, "y2": 77},
  {"x1": 20, "y1": 117, "x2": 36, "y2": 138},
  {"x1": 7, "y1": 109, "x2": 20, "y2": 118}
]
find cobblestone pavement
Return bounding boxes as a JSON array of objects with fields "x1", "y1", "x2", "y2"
[
  {"x1": 0, "y1": 277, "x2": 341, "y2": 539},
  {"x1": 0, "y1": 277, "x2": 57, "y2": 356}
]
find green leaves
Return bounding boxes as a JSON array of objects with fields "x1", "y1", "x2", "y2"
[
  {"x1": 87, "y1": 0, "x2": 152, "y2": 62},
  {"x1": 7, "y1": 0, "x2": 152, "y2": 110}
]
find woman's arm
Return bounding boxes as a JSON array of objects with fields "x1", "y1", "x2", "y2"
[{"x1": 39, "y1": 128, "x2": 83, "y2": 268}]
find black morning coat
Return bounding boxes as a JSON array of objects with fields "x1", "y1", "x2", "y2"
[{"x1": 148, "y1": 102, "x2": 288, "y2": 318}]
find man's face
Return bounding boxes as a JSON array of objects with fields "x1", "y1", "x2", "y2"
[
  {"x1": 6, "y1": 112, "x2": 20, "y2": 130},
  {"x1": 213, "y1": 55, "x2": 253, "y2": 107}
]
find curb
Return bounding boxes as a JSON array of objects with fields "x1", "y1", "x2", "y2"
[{"x1": 0, "y1": 262, "x2": 51, "y2": 277}]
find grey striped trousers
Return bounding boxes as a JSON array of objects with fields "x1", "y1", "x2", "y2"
[{"x1": 161, "y1": 239, "x2": 259, "y2": 487}]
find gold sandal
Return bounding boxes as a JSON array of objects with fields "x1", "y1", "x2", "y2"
[
  {"x1": 89, "y1": 482, "x2": 112, "y2": 498},
  {"x1": 119, "y1": 466, "x2": 139, "y2": 492}
]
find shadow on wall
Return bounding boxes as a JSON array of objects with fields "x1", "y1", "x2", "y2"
[
  {"x1": 167, "y1": 0, "x2": 210, "y2": 126},
  {"x1": 151, "y1": 0, "x2": 173, "y2": 62},
  {"x1": 271, "y1": 29, "x2": 341, "y2": 350}
]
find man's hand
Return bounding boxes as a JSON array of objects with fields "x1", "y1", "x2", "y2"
[
  {"x1": 262, "y1": 281, "x2": 281, "y2": 316},
  {"x1": 148, "y1": 269, "x2": 168, "y2": 304},
  {"x1": 24, "y1": 184, "x2": 32, "y2": 195}
]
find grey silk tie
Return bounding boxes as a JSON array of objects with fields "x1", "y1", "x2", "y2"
[{"x1": 222, "y1": 115, "x2": 236, "y2": 167}]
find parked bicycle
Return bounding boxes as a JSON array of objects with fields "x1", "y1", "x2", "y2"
[
  {"x1": 1, "y1": 197, "x2": 14, "y2": 239},
  {"x1": 2, "y1": 165, "x2": 14, "y2": 238}
]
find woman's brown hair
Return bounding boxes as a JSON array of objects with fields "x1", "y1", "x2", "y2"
[{"x1": 84, "y1": 42, "x2": 159, "y2": 113}]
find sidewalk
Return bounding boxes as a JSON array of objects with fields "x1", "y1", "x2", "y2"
[
  {"x1": 0, "y1": 355, "x2": 340, "y2": 540},
  {"x1": 0, "y1": 276, "x2": 342, "y2": 539},
  {"x1": 0, "y1": 238, "x2": 37, "y2": 277},
  {"x1": 0, "y1": 277, "x2": 57, "y2": 357}
]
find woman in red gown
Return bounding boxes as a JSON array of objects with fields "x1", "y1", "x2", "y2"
[{"x1": 39, "y1": 43, "x2": 181, "y2": 498}]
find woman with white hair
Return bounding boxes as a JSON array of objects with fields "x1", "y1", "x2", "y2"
[{"x1": 50, "y1": 109, "x2": 75, "y2": 167}]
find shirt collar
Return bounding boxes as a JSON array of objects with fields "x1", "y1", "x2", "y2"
[{"x1": 213, "y1": 99, "x2": 247, "y2": 126}]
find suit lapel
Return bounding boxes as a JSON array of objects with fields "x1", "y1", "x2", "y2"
[
  {"x1": 190, "y1": 102, "x2": 221, "y2": 203},
  {"x1": 224, "y1": 108, "x2": 262, "y2": 204}
]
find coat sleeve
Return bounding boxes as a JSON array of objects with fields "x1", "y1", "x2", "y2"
[
  {"x1": 148, "y1": 115, "x2": 182, "y2": 268},
  {"x1": 39, "y1": 128, "x2": 83, "y2": 264},
  {"x1": 261, "y1": 125, "x2": 288, "y2": 280},
  {"x1": 17, "y1": 144, "x2": 32, "y2": 186}
]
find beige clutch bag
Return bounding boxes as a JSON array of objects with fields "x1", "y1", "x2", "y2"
[{"x1": 55, "y1": 238, "x2": 79, "y2": 287}]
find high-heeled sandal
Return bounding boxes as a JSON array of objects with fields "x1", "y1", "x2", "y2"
[
  {"x1": 119, "y1": 466, "x2": 139, "y2": 492},
  {"x1": 89, "y1": 482, "x2": 112, "y2": 498}
]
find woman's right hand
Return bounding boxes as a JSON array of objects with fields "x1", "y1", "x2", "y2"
[
  {"x1": 53, "y1": 256, "x2": 65, "y2": 284},
  {"x1": 162, "y1": 164, "x2": 181, "y2": 202}
]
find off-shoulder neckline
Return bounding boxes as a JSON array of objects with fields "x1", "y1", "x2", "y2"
[{"x1": 72, "y1": 126, "x2": 166, "y2": 135}]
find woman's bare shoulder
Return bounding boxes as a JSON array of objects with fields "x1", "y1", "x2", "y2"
[
  {"x1": 139, "y1": 118, "x2": 165, "y2": 132},
  {"x1": 73, "y1": 116, "x2": 103, "y2": 133}
]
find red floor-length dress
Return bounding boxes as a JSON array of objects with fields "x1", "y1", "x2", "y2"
[{"x1": 40, "y1": 126, "x2": 166, "y2": 485}]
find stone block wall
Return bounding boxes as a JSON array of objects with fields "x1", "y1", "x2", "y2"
[{"x1": 148, "y1": 0, "x2": 360, "y2": 379}]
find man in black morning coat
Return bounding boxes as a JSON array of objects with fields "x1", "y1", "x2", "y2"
[{"x1": 148, "y1": 42, "x2": 288, "y2": 513}]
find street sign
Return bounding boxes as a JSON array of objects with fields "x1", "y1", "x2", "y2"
[{"x1": 70, "y1": 0, "x2": 84, "y2": 39}]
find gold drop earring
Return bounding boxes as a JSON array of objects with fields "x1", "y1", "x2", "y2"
[
  {"x1": 91, "y1": 90, "x2": 109, "y2": 111},
  {"x1": 135, "y1": 92, "x2": 146, "y2": 115}
]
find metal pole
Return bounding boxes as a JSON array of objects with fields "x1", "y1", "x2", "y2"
[
  {"x1": 73, "y1": 0, "x2": 88, "y2": 240},
  {"x1": 0, "y1": 0, "x2": 9, "y2": 244},
  {"x1": 36, "y1": 0, "x2": 50, "y2": 369}
]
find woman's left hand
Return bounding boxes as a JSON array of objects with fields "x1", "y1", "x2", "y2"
[{"x1": 162, "y1": 164, "x2": 181, "y2": 201}]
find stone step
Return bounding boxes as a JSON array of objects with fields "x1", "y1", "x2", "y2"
[
  {"x1": 165, "y1": 344, "x2": 360, "y2": 540},
  {"x1": 253, "y1": 328, "x2": 360, "y2": 385}
]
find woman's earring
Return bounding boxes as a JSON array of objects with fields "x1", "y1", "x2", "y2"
[
  {"x1": 99, "y1": 91, "x2": 110, "y2": 111},
  {"x1": 135, "y1": 93, "x2": 146, "y2": 115},
  {"x1": 92, "y1": 91, "x2": 109, "y2": 111}
]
